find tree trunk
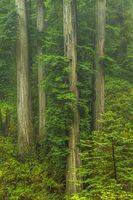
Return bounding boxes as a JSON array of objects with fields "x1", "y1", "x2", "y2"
[
  {"x1": 94, "y1": 0, "x2": 106, "y2": 130},
  {"x1": 16, "y1": 0, "x2": 32, "y2": 159},
  {"x1": 26, "y1": 0, "x2": 32, "y2": 68},
  {"x1": 4, "y1": 109, "x2": 10, "y2": 136},
  {"x1": 112, "y1": 141, "x2": 117, "y2": 180},
  {"x1": 118, "y1": 1, "x2": 129, "y2": 64},
  {"x1": 0, "y1": 109, "x2": 3, "y2": 134},
  {"x1": 37, "y1": 0, "x2": 46, "y2": 139},
  {"x1": 63, "y1": 0, "x2": 82, "y2": 196}
]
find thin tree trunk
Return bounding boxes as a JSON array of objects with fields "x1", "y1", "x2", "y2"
[
  {"x1": 112, "y1": 141, "x2": 117, "y2": 180},
  {"x1": 37, "y1": 0, "x2": 46, "y2": 139},
  {"x1": 26, "y1": 0, "x2": 32, "y2": 69},
  {"x1": 118, "y1": 1, "x2": 129, "y2": 64},
  {"x1": 4, "y1": 109, "x2": 10, "y2": 136},
  {"x1": 63, "y1": 0, "x2": 82, "y2": 196},
  {"x1": 0, "y1": 109, "x2": 3, "y2": 134},
  {"x1": 94, "y1": 0, "x2": 106, "y2": 130},
  {"x1": 16, "y1": 0, "x2": 32, "y2": 159}
]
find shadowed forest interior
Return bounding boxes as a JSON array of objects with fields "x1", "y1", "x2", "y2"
[{"x1": 0, "y1": 0, "x2": 133, "y2": 199}]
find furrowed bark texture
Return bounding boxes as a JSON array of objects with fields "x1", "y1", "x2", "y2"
[
  {"x1": 37, "y1": 0, "x2": 46, "y2": 139},
  {"x1": 94, "y1": 0, "x2": 106, "y2": 130},
  {"x1": 63, "y1": 0, "x2": 81, "y2": 196},
  {"x1": 16, "y1": 0, "x2": 32, "y2": 159}
]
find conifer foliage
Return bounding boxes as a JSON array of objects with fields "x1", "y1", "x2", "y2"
[{"x1": 0, "y1": 0, "x2": 133, "y2": 199}]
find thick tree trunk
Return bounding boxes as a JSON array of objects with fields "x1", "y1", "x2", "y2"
[
  {"x1": 37, "y1": 0, "x2": 46, "y2": 139},
  {"x1": 16, "y1": 0, "x2": 32, "y2": 159},
  {"x1": 94, "y1": 0, "x2": 106, "y2": 130},
  {"x1": 63, "y1": 0, "x2": 81, "y2": 196}
]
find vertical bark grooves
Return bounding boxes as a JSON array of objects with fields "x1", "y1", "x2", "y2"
[
  {"x1": 63, "y1": 0, "x2": 81, "y2": 196},
  {"x1": 94, "y1": 0, "x2": 106, "y2": 130},
  {"x1": 16, "y1": 0, "x2": 32, "y2": 159},
  {"x1": 37, "y1": 0, "x2": 46, "y2": 139}
]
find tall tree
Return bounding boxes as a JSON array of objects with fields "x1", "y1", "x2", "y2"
[
  {"x1": 94, "y1": 0, "x2": 106, "y2": 130},
  {"x1": 37, "y1": 0, "x2": 46, "y2": 139},
  {"x1": 63, "y1": 0, "x2": 81, "y2": 196},
  {"x1": 16, "y1": 0, "x2": 32, "y2": 159}
]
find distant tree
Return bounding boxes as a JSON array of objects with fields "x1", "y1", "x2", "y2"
[
  {"x1": 37, "y1": 0, "x2": 46, "y2": 139},
  {"x1": 94, "y1": 0, "x2": 106, "y2": 130}
]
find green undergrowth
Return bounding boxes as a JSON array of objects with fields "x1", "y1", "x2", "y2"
[{"x1": 0, "y1": 136, "x2": 63, "y2": 200}]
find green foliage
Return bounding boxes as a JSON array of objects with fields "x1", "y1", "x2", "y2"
[
  {"x1": 0, "y1": 0, "x2": 16, "y2": 100},
  {"x1": 0, "y1": 0, "x2": 133, "y2": 199},
  {"x1": 38, "y1": 55, "x2": 71, "y2": 184},
  {"x1": 0, "y1": 100, "x2": 16, "y2": 135},
  {"x1": 80, "y1": 78, "x2": 133, "y2": 199},
  {"x1": 0, "y1": 136, "x2": 63, "y2": 200},
  {"x1": 38, "y1": 51, "x2": 93, "y2": 192}
]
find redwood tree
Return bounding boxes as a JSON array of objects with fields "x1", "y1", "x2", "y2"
[
  {"x1": 94, "y1": 0, "x2": 106, "y2": 130},
  {"x1": 16, "y1": 0, "x2": 32, "y2": 159},
  {"x1": 63, "y1": 0, "x2": 82, "y2": 196},
  {"x1": 37, "y1": 0, "x2": 46, "y2": 139}
]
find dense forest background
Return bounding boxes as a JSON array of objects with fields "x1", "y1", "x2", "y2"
[{"x1": 0, "y1": 0, "x2": 133, "y2": 199}]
